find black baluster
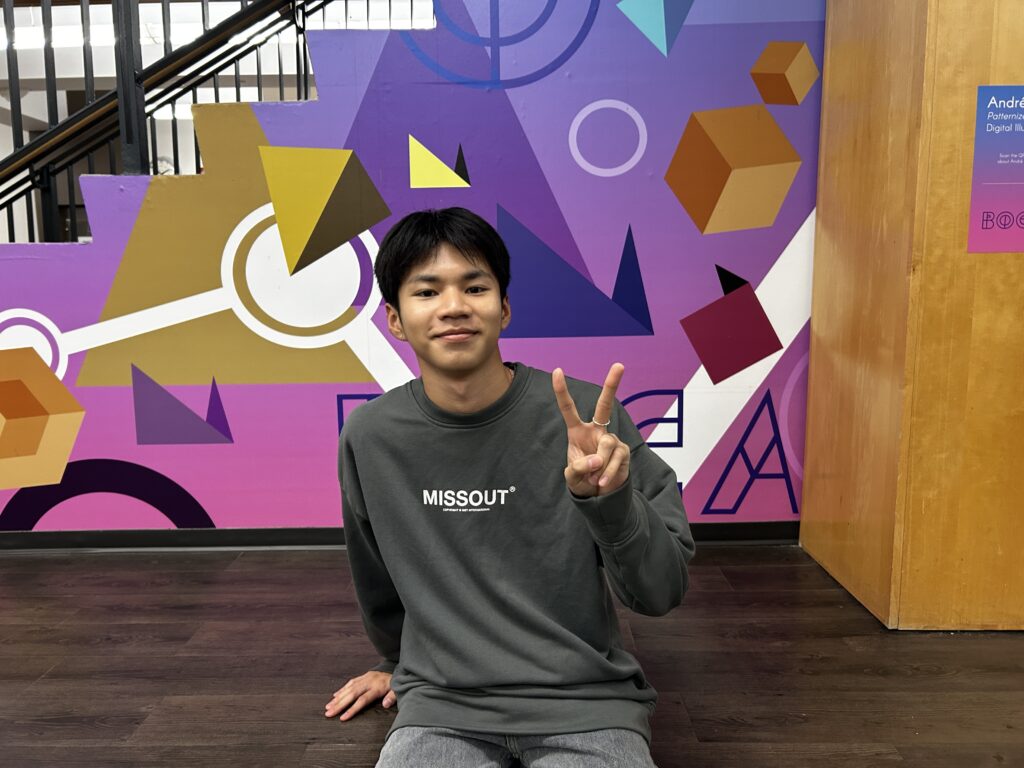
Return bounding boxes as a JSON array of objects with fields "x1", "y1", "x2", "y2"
[
  {"x1": 161, "y1": 0, "x2": 172, "y2": 56},
  {"x1": 192, "y1": 88, "x2": 202, "y2": 173},
  {"x1": 24, "y1": 189, "x2": 36, "y2": 243},
  {"x1": 149, "y1": 115, "x2": 159, "y2": 175},
  {"x1": 41, "y1": 0, "x2": 58, "y2": 128},
  {"x1": 81, "y1": 0, "x2": 96, "y2": 105},
  {"x1": 277, "y1": 33, "x2": 284, "y2": 101},
  {"x1": 171, "y1": 99, "x2": 181, "y2": 175},
  {"x1": 3, "y1": 0, "x2": 23, "y2": 149},
  {"x1": 66, "y1": 168, "x2": 78, "y2": 241}
]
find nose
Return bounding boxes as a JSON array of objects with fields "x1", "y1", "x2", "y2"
[{"x1": 438, "y1": 286, "x2": 471, "y2": 318}]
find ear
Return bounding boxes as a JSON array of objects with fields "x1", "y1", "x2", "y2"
[
  {"x1": 500, "y1": 295, "x2": 511, "y2": 331},
  {"x1": 385, "y1": 303, "x2": 406, "y2": 341}
]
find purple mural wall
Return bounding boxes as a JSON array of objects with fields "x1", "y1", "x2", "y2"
[{"x1": 0, "y1": 0, "x2": 825, "y2": 532}]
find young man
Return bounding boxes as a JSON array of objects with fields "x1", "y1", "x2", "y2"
[{"x1": 325, "y1": 207, "x2": 695, "y2": 767}]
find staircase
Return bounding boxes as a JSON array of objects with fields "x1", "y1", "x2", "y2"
[{"x1": 0, "y1": 0, "x2": 434, "y2": 243}]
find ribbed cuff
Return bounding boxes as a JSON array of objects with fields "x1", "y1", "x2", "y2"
[{"x1": 569, "y1": 478, "x2": 641, "y2": 546}]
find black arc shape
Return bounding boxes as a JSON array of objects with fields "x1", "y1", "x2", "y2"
[{"x1": 0, "y1": 459, "x2": 214, "y2": 531}]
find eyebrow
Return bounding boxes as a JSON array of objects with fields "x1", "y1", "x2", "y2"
[{"x1": 407, "y1": 269, "x2": 492, "y2": 284}]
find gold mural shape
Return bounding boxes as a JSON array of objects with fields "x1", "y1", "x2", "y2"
[
  {"x1": 76, "y1": 103, "x2": 376, "y2": 386},
  {"x1": 259, "y1": 146, "x2": 391, "y2": 275}
]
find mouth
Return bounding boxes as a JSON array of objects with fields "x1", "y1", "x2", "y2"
[{"x1": 435, "y1": 330, "x2": 478, "y2": 343}]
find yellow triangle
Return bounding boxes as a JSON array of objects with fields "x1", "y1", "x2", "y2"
[
  {"x1": 258, "y1": 146, "x2": 353, "y2": 274},
  {"x1": 408, "y1": 135, "x2": 470, "y2": 189}
]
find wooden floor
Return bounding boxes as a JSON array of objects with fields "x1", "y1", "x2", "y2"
[{"x1": 0, "y1": 544, "x2": 1022, "y2": 767}]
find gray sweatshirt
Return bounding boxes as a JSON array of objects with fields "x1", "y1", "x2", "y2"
[{"x1": 338, "y1": 361, "x2": 695, "y2": 746}]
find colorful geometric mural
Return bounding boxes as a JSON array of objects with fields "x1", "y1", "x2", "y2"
[{"x1": 0, "y1": 0, "x2": 825, "y2": 532}]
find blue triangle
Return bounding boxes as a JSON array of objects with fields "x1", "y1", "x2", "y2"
[
  {"x1": 498, "y1": 207, "x2": 653, "y2": 338},
  {"x1": 612, "y1": 227, "x2": 653, "y2": 333},
  {"x1": 617, "y1": 0, "x2": 669, "y2": 56},
  {"x1": 664, "y1": 0, "x2": 695, "y2": 54}
]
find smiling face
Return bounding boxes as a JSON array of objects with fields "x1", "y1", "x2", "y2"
[{"x1": 385, "y1": 243, "x2": 511, "y2": 378}]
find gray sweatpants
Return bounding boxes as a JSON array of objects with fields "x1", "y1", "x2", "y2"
[{"x1": 375, "y1": 725, "x2": 659, "y2": 767}]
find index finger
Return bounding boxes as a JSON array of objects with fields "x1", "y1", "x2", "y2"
[
  {"x1": 552, "y1": 368, "x2": 582, "y2": 429},
  {"x1": 592, "y1": 363, "x2": 625, "y2": 427}
]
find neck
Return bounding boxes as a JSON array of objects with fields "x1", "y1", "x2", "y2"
[{"x1": 420, "y1": 354, "x2": 513, "y2": 414}]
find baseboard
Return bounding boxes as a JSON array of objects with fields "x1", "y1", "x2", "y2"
[{"x1": 0, "y1": 521, "x2": 799, "y2": 550}]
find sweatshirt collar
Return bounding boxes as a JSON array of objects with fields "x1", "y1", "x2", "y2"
[{"x1": 410, "y1": 361, "x2": 532, "y2": 428}]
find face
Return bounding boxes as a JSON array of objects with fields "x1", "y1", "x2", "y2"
[{"x1": 386, "y1": 243, "x2": 511, "y2": 378}]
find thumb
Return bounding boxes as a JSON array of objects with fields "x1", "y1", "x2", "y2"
[{"x1": 383, "y1": 691, "x2": 396, "y2": 708}]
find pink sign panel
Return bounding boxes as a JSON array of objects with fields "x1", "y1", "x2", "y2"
[{"x1": 968, "y1": 85, "x2": 1024, "y2": 253}]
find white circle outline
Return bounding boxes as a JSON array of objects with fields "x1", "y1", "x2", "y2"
[
  {"x1": 244, "y1": 229, "x2": 361, "y2": 330},
  {"x1": 568, "y1": 99, "x2": 648, "y2": 178},
  {"x1": 0, "y1": 308, "x2": 68, "y2": 379},
  {"x1": 220, "y1": 203, "x2": 382, "y2": 349}
]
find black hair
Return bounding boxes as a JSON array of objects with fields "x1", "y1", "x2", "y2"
[{"x1": 374, "y1": 207, "x2": 511, "y2": 313}]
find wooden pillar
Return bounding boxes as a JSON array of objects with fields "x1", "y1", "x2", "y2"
[{"x1": 801, "y1": 0, "x2": 1024, "y2": 629}]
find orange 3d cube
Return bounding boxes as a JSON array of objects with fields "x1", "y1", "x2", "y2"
[
  {"x1": 750, "y1": 41, "x2": 820, "y2": 106},
  {"x1": 0, "y1": 347, "x2": 85, "y2": 489},
  {"x1": 665, "y1": 104, "x2": 802, "y2": 235}
]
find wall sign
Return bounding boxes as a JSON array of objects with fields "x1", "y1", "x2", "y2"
[{"x1": 969, "y1": 85, "x2": 1024, "y2": 253}]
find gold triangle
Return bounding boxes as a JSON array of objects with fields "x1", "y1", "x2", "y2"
[{"x1": 258, "y1": 146, "x2": 353, "y2": 274}]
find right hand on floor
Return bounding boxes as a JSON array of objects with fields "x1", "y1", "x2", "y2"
[{"x1": 325, "y1": 670, "x2": 396, "y2": 721}]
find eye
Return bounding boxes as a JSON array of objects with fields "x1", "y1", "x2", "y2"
[
  {"x1": 467, "y1": 286, "x2": 488, "y2": 294},
  {"x1": 414, "y1": 289, "x2": 437, "y2": 297}
]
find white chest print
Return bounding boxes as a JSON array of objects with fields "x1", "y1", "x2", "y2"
[{"x1": 422, "y1": 486, "x2": 517, "y2": 512}]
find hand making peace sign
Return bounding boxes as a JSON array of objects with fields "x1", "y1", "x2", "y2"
[{"x1": 552, "y1": 363, "x2": 631, "y2": 498}]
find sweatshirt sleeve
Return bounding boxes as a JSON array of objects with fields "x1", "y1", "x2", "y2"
[
  {"x1": 339, "y1": 426, "x2": 404, "y2": 674},
  {"x1": 569, "y1": 399, "x2": 696, "y2": 617}
]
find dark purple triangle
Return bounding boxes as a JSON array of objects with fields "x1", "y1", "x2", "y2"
[
  {"x1": 611, "y1": 226, "x2": 653, "y2": 333},
  {"x1": 132, "y1": 365, "x2": 231, "y2": 445},
  {"x1": 499, "y1": 207, "x2": 652, "y2": 338},
  {"x1": 205, "y1": 378, "x2": 234, "y2": 442}
]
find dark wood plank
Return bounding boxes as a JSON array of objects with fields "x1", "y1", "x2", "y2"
[
  {"x1": 34, "y1": 652, "x2": 381, "y2": 698},
  {"x1": 681, "y1": 565, "x2": 734, "y2": 591},
  {"x1": 0, "y1": 545, "x2": 1019, "y2": 768},
  {"x1": 51, "y1": 592, "x2": 362, "y2": 625},
  {"x1": 673, "y1": 587, "x2": 866, "y2": 619},
  {"x1": 719, "y1": 563, "x2": 843, "y2": 591},
  {"x1": 0, "y1": 745, "x2": 304, "y2": 767},
  {"x1": 0, "y1": 621, "x2": 203, "y2": 656},
  {"x1": 300, "y1": 743, "x2": 391, "y2": 768},
  {"x1": 126, "y1": 693, "x2": 396, "y2": 747},
  {"x1": 650, "y1": 742, "x2": 904, "y2": 767},
  {"x1": 225, "y1": 548, "x2": 348, "y2": 571},
  {"x1": 179, "y1": 619, "x2": 375, "y2": 656},
  {"x1": 637, "y1": 648, "x2": 1024, "y2": 694},
  {"x1": 894, "y1": 744, "x2": 1024, "y2": 767},
  {"x1": 690, "y1": 544, "x2": 815, "y2": 567},
  {"x1": 684, "y1": 691, "x2": 1024, "y2": 744},
  {"x1": 0, "y1": 568, "x2": 352, "y2": 596},
  {"x1": 631, "y1": 613, "x2": 887, "y2": 653},
  {"x1": 0, "y1": 595, "x2": 84, "y2": 625}
]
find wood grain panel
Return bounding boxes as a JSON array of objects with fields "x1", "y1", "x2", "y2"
[
  {"x1": 800, "y1": 0, "x2": 931, "y2": 626},
  {"x1": 897, "y1": 0, "x2": 1024, "y2": 628}
]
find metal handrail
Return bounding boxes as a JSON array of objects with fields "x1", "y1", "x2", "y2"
[{"x1": 0, "y1": 0, "x2": 296, "y2": 183}]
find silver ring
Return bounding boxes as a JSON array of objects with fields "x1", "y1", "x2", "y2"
[{"x1": 591, "y1": 418, "x2": 610, "y2": 427}]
